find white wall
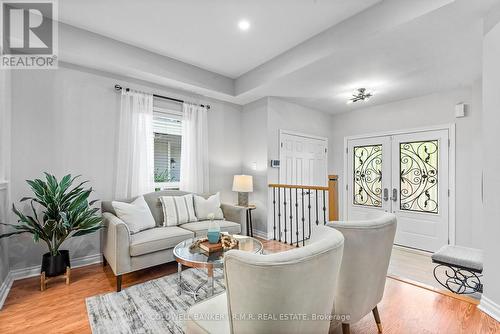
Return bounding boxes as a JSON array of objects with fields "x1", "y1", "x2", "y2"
[
  {"x1": 241, "y1": 99, "x2": 269, "y2": 234},
  {"x1": 330, "y1": 83, "x2": 483, "y2": 248},
  {"x1": 239, "y1": 97, "x2": 336, "y2": 236},
  {"x1": 8, "y1": 64, "x2": 242, "y2": 270},
  {"x1": 479, "y1": 16, "x2": 500, "y2": 320},
  {"x1": 0, "y1": 69, "x2": 11, "y2": 290},
  {"x1": 267, "y1": 97, "x2": 335, "y2": 180}
]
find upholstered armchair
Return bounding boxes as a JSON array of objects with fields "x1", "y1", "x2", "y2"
[
  {"x1": 186, "y1": 225, "x2": 345, "y2": 334},
  {"x1": 327, "y1": 213, "x2": 397, "y2": 334}
]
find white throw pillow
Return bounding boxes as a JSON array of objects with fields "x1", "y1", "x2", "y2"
[
  {"x1": 111, "y1": 196, "x2": 156, "y2": 234},
  {"x1": 194, "y1": 192, "x2": 224, "y2": 220},
  {"x1": 160, "y1": 194, "x2": 198, "y2": 226}
]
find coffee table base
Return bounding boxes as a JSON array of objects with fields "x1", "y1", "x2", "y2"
[{"x1": 177, "y1": 263, "x2": 216, "y2": 301}]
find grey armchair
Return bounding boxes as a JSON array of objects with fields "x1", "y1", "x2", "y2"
[
  {"x1": 326, "y1": 213, "x2": 397, "y2": 334},
  {"x1": 186, "y1": 225, "x2": 345, "y2": 334}
]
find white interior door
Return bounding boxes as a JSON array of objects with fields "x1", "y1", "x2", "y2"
[
  {"x1": 345, "y1": 129, "x2": 450, "y2": 252},
  {"x1": 280, "y1": 132, "x2": 327, "y2": 187},
  {"x1": 279, "y1": 131, "x2": 328, "y2": 243}
]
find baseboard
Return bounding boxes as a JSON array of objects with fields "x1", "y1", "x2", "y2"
[
  {"x1": 0, "y1": 253, "x2": 102, "y2": 310},
  {"x1": 252, "y1": 229, "x2": 269, "y2": 240},
  {"x1": 478, "y1": 295, "x2": 500, "y2": 322},
  {"x1": 393, "y1": 244, "x2": 432, "y2": 257},
  {"x1": 9, "y1": 253, "x2": 103, "y2": 281},
  {"x1": 0, "y1": 271, "x2": 14, "y2": 310}
]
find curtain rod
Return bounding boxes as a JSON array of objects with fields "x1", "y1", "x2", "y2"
[{"x1": 114, "y1": 84, "x2": 211, "y2": 110}]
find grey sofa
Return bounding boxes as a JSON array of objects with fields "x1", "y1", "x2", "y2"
[{"x1": 101, "y1": 190, "x2": 246, "y2": 291}]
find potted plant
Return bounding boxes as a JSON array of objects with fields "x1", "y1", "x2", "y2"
[{"x1": 0, "y1": 173, "x2": 103, "y2": 277}]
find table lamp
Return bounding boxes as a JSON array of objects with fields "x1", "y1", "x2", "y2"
[{"x1": 232, "y1": 175, "x2": 253, "y2": 207}]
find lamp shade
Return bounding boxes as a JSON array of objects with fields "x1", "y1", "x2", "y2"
[{"x1": 232, "y1": 175, "x2": 253, "y2": 193}]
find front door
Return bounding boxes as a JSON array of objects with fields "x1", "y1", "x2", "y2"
[{"x1": 346, "y1": 129, "x2": 450, "y2": 252}]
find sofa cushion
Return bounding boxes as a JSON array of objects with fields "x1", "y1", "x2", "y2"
[
  {"x1": 130, "y1": 226, "x2": 194, "y2": 257},
  {"x1": 112, "y1": 196, "x2": 156, "y2": 234},
  {"x1": 160, "y1": 194, "x2": 198, "y2": 226},
  {"x1": 103, "y1": 191, "x2": 218, "y2": 227},
  {"x1": 194, "y1": 192, "x2": 224, "y2": 220},
  {"x1": 180, "y1": 220, "x2": 241, "y2": 237}
]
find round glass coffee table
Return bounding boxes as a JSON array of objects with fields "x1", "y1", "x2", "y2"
[{"x1": 173, "y1": 234, "x2": 263, "y2": 299}]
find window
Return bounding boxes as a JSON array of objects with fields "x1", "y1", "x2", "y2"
[{"x1": 153, "y1": 108, "x2": 182, "y2": 190}]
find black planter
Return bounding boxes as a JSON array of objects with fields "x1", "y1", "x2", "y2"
[{"x1": 41, "y1": 250, "x2": 71, "y2": 277}]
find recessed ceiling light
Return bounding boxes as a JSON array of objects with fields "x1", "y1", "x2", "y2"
[{"x1": 238, "y1": 20, "x2": 250, "y2": 31}]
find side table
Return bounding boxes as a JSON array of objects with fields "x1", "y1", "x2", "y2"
[{"x1": 236, "y1": 204, "x2": 256, "y2": 237}]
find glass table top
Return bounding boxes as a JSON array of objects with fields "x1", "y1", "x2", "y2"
[{"x1": 173, "y1": 235, "x2": 263, "y2": 268}]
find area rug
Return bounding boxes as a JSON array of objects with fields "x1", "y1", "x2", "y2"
[{"x1": 86, "y1": 268, "x2": 225, "y2": 334}]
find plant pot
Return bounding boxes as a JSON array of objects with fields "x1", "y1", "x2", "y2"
[{"x1": 41, "y1": 250, "x2": 71, "y2": 277}]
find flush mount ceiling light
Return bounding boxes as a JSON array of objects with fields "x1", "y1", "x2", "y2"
[
  {"x1": 347, "y1": 88, "x2": 373, "y2": 104},
  {"x1": 238, "y1": 19, "x2": 250, "y2": 31}
]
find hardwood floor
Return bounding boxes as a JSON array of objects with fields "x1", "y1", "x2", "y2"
[{"x1": 0, "y1": 239, "x2": 498, "y2": 334}]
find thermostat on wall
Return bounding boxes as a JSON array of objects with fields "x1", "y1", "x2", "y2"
[{"x1": 270, "y1": 160, "x2": 280, "y2": 168}]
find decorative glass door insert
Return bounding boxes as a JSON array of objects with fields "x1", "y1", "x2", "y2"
[
  {"x1": 400, "y1": 140, "x2": 438, "y2": 213},
  {"x1": 353, "y1": 145, "x2": 382, "y2": 207}
]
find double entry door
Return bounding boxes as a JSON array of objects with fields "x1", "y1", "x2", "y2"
[{"x1": 346, "y1": 129, "x2": 449, "y2": 252}]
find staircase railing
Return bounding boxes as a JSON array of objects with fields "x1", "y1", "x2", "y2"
[{"x1": 268, "y1": 184, "x2": 329, "y2": 247}]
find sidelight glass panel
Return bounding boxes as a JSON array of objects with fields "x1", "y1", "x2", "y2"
[
  {"x1": 400, "y1": 140, "x2": 438, "y2": 213},
  {"x1": 353, "y1": 145, "x2": 382, "y2": 207}
]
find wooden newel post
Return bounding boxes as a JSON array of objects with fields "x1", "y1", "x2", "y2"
[{"x1": 328, "y1": 175, "x2": 339, "y2": 221}]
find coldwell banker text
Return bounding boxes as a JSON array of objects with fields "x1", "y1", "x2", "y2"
[{"x1": 1, "y1": 0, "x2": 58, "y2": 69}]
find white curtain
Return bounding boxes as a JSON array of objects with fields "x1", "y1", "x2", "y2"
[
  {"x1": 114, "y1": 89, "x2": 154, "y2": 199},
  {"x1": 179, "y1": 103, "x2": 209, "y2": 193}
]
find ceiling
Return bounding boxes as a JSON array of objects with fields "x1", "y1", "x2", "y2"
[
  {"x1": 248, "y1": 0, "x2": 487, "y2": 113},
  {"x1": 58, "y1": 0, "x2": 381, "y2": 78},
  {"x1": 57, "y1": 0, "x2": 498, "y2": 114}
]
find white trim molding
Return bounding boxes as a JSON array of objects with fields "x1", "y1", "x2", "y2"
[
  {"x1": 252, "y1": 229, "x2": 269, "y2": 240},
  {"x1": 0, "y1": 253, "x2": 102, "y2": 310},
  {"x1": 479, "y1": 295, "x2": 500, "y2": 322},
  {"x1": 0, "y1": 271, "x2": 13, "y2": 310}
]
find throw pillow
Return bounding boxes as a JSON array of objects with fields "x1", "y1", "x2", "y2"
[
  {"x1": 112, "y1": 196, "x2": 156, "y2": 234},
  {"x1": 160, "y1": 194, "x2": 198, "y2": 226},
  {"x1": 194, "y1": 192, "x2": 224, "y2": 220}
]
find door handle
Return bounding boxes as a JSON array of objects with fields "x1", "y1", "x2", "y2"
[
  {"x1": 383, "y1": 188, "x2": 389, "y2": 202},
  {"x1": 390, "y1": 188, "x2": 398, "y2": 202}
]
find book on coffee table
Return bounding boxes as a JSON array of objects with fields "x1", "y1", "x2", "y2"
[{"x1": 199, "y1": 241, "x2": 223, "y2": 253}]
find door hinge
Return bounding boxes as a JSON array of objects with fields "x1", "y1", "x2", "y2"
[
  {"x1": 346, "y1": 147, "x2": 348, "y2": 154},
  {"x1": 448, "y1": 139, "x2": 450, "y2": 148},
  {"x1": 325, "y1": 148, "x2": 327, "y2": 153},
  {"x1": 280, "y1": 142, "x2": 283, "y2": 148},
  {"x1": 346, "y1": 184, "x2": 348, "y2": 191},
  {"x1": 448, "y1": 189, "x2": 450, "y2": 197}
]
